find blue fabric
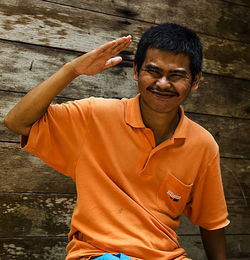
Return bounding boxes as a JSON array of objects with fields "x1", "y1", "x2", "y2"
[{"x1": 95, "y1": 253, "x2": 132, "y2": 259}]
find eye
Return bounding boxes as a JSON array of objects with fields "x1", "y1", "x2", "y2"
[
  {"x1": 168, "y1": 73, "x2": 186, "y2": 81},
  {"x1": 145, "y1": 69, "x2": 161, "y2": 77}
]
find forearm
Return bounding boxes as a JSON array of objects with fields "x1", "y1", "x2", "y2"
[
  {"x1": 200, "y1": 227, "x2": 227, "y2": 260},
  {"x1": 4, "y1": 36, "x2": 131, "y2": 136},
  {"x1": 4, "y1": 62, "x2": 78, "y2": 136}
]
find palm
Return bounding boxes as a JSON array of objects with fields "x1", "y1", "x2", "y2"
[{"x1": 71, "y1": 36, "x2": 131, "y2": 76}]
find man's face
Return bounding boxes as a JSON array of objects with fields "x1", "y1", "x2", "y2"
[{"x1": 134, "y1": 48, "x2": 201, "y2": 114}]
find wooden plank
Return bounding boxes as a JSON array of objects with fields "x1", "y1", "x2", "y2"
[
  {"x1": 1, "y1": 142, "x2": 249, "y2": 199},
  {"x1": 186, "y1": 112, "x2": 250, "y2": 159},
  {"x1": 178, "y1": 234, "x2": 250, "y2": 259},
  {"x1": 1, "y1": 92, "x2": 249, "y2": 159},
  {"x1": 184, "y1": 74, "x2": 250, "y2": 119},
  {"x1": 0, "y1": 40, "x2": 250, "y2": 119},
  {"x1": 0, "y1": 194, "x2": 249, "y2": 236},
  {"x1": 0, "y1": 235, "x2": 249, "y2": 259},
  {"x1": 0, "y1": 0, "x2": 249, "y2": 79},
  {"x1": 0, "y1": 193, "x2": 76, "y2": 237},
  {"x1": 221, "y1": 0, "x2": 250, "y2": 7},
  {"x1": 47, "y1": 0, "x2": 250, "y2": 43},
  {"x1": 0, "y1": 40, "x2": 137, "y2": 103},
  {"x1": 221, "y1": 158, "x2": 250, "y2": 199},
  {"x1": 0, "y1": 142, "x2": 76, "y2": 193},
  {"x1": 0, "y1": 237, "x2": 67, "y2": 259}
]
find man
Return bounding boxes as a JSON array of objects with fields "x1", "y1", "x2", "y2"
[{"x1": 4, "y1": 23, "x2": 229, "y2": 260}]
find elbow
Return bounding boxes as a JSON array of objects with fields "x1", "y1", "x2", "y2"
[
  {"x1": 4, "y1": 113, "x2": 30, "y2": 136},
  {"x1": 3, "y1": 113, "x2": 13, "y2": 131}
]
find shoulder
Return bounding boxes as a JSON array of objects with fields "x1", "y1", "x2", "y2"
[
  {"x1": 87, "y1": 97, "x2": 128, "y2": 113},
  {"x1": 82, "y1": 97, "x2": 130, "y2": 123},
  {"x1": 184, "y1": 115, "x2": 219, "y2": 156}
]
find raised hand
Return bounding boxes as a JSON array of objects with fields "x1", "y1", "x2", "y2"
[{"x1": 69, "y1": 35, "x2": 132, "y2": 76}]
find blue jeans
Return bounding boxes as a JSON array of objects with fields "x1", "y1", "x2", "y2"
[{"x1": 94, "y1": 253, "x2": 132, "y2": 259}]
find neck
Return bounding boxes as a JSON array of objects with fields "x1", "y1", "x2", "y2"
[{"x1": 140, "y1": 101, "x2": 179, "y2": 146}]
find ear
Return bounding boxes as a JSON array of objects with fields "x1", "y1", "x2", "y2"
[
  {"x1": 191, "y1": 72, "x2": 202, "y2": 91},
  {"x1": 133, "y1": 63, "x2": 139, "y2": 81}
]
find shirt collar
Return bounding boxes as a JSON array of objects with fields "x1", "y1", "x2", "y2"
[
  {"x1": 125, "y1": 94, "x2": 188, "y2": 140},
  {"x1": 125, "y1": 94, "x2": 145, "y2": 128}
]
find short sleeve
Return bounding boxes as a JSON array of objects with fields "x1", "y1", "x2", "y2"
[
  {"x1": 184, "y1": 151, "x2": 230, "y2": 230},
  {"x1": 21, "y1": 99, "x2": 90, "y2": 180}
]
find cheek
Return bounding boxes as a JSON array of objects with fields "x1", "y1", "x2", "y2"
[
  {"x1": 178, "y1": 85, "x2": 192, "y2": 98},
  {"x1": 138, "y1": 75, "x2": 155, "y2": 88}
]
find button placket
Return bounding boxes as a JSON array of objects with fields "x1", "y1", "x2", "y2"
[
  {"x1": 143, "y1": 128, "x2": 155, "y2": 148},
  {"x1": 139, "y1": 138, "x2": 176, "y2": 176}
]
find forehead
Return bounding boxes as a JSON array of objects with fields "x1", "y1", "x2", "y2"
[{"x1": 143, "y1": 48, "x2": 190, "y2": 71}]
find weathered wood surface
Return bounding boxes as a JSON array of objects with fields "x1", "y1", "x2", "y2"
[
  {"x1": 0, "y1": 0, "x2": 249, "y2": 258},
  {"x1": 1, "y1": 92, "x2": 249, "y2": 159},
  {"x1": 0, "y1": 193, "x2": 249, "y2": 236},
  {"x1": 0, "y1": 237, "x2": 68, "y2": 260},
  {"x1": 0, "y1": 40, "x2": 249, "y2": 119},
  {"x1": 0, "y1": 0, "x2": 249, "y2": 79},
  {"x1": 0, "y1": 193, "x2": 75, "y2": 237},
  {"x1": 223, "y1": 0, "x2": 250, "y2": 7},
  {"x1": 0, "y1": 142, "x2": 76, "y2": 194},
  {"x1": 186, "y1": 113, "x2": 250, "y2": 159},
  {"x1": 220, "y1": 158, "x2": 250, "y2": 198},
  {"x1": 0, "y1": 234, "x2": 249, "y2": 259},
  {"x1": 47, "y1": 0, "x2": 250, "y2": 43},
  {"x1": 1, "y1": 142, "x2": 249, "y2": 199},
  {"x1": 178, "y1": 234, "x2": 250, "y2": 259}
]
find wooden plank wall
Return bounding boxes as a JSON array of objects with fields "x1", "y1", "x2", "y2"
[{"x1": 0, "y1": 0, "x2": 249, "y2": 259}]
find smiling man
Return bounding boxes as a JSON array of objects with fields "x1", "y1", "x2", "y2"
[{"x1": 4, "y1": 23, "x2": 229, "y2": 260}]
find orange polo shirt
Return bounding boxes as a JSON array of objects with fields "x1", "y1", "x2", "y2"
[{"x1": 22, "y1": 94, "x2": 229, "y2": 260}]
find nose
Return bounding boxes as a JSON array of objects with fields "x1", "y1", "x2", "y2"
[{"x1": 156, "y1": 76, "x2": 171, "y2": 89}]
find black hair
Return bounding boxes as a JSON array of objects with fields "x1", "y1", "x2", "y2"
[{"x1": 134, "y1": 23, "x2": 203, "y2": 81}]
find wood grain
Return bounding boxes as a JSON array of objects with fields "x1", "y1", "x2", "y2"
[
  {"x1": 0, "y1": 193, "x2": 75, "y2": 237},
  {"x1": 186, "y1": 112, "x2": 250, "y2": 159},
  {"x1": 0, "y1": 40, "x2": 249, "y2": 119},
  {"x1": 0, "y1": 0, "x2": 249, "y2": 79},
  {"x1": 0, "y1": 237, "x2": 67, "y2": 260},
  {"x1": 222, "y1": 0, "x2": 250, "y2": 7},
  {"x1": 46, "y1": 0, "x2": 250, "y2": 43},
  {"x1": 0, "y1": 0, "x2": 249, "y2": 258},
  {"x1": 178, "y1": 234, "x2": 250, "y2": 259},
  {"x1": 0, "y1": 142, "x2": 76, "y2": 194}
]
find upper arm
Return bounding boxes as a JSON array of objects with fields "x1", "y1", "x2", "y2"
[{"x1": 200, "y1": 227, "x2": 227, "y2": 260}]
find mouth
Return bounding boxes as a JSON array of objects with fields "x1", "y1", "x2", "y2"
[{"x1": 148, "y1": 88, "x2": 179, "y2": 98}]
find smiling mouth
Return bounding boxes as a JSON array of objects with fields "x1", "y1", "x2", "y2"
[{"x1": 149, "y1": 89, "x2": 179, "y2": 97}]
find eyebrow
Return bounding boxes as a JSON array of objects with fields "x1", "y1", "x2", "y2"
[
  {"x1": 170, "y1": 69, "x2": 189, "y2": 76},
  {"x1": 144, "y1": 64, "x2": 163, "y2": 72}
]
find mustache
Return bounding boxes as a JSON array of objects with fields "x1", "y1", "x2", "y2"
[{"x1": 146, "y1": 86, "x2": 179, "y2": 96}]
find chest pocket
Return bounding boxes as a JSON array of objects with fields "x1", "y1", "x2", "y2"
[{"x1": 157, "y1": 172, "x2": 193, "y2": 218}]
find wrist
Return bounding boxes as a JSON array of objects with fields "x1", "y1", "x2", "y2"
[{"x1": 63, "y1": 62, "x2": 81, "y2": 78}]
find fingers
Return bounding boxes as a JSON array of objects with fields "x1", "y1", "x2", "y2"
[
  {"x1": 111, "y1": 35, "x2": 132, "y2": 55},
  {"x1": 104, "y1": 56, "x2": 123, "y2": 69},
  {"x1": 95, "y1": 35, "x2": 132, "y2": 57}
]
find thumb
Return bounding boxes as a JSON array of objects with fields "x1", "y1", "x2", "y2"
[{"x1": 105, "y1": 56, "x2": 122, "y2": 69}]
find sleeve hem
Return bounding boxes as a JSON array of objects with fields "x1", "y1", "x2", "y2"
[
  {"x1": 21, "y1": 125, "x2": 74, "y2": 180},
  {"x1": 199, "y1": 218, "x2": 230, "y2": 231}
]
